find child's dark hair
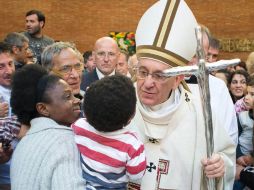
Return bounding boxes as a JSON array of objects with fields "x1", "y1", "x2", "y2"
[
  {"x1": 11, "y1": 64, "x2": 61, "y2": 125},
  {"x1": 84, "y1": 75, "x2": 136, "y2": 132}
]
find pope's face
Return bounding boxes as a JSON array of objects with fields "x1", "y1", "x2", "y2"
[{"x1": 137, "y1": 58, "x2": 182, "y2": 106}]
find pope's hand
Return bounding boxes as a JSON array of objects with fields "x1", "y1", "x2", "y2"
[{"x1": 201, "y1": 153, "x2": 225, "y2": 178}]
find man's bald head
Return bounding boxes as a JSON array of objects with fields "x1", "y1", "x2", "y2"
[{"x1": 93, "y1": 37, "x2": 120, "y2": 75}]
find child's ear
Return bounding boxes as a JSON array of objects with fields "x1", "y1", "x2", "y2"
[
  {"x1": 36, "y1": 102, "x2": 50, "y2": 117},
  {"x1": 126, "y1": 110, "x2": 136, "y2": 126}
]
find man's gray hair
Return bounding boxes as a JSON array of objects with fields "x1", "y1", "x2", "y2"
[
  {"x1": 41, "y1": 41, "x2": 84, "y2": 72},
  {"x1": 209, "y1": 37, "x2": 220, "y2": 50},
  {"x1": 4, "y1": 32, "x2": 29, "y2": 51}
]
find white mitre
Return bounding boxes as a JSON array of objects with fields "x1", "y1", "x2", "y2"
[{"x1": 136, "y1": 0, "x2": 198, "y2": 67}]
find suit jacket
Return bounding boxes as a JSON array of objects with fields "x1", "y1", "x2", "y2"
[{"x1": 80, "y1": 70, "x2": 99, "y2": 91}]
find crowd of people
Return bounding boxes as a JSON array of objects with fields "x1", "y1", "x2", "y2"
[{"x1": 0, "y1": 0, "x2": 254, "y2": 189}]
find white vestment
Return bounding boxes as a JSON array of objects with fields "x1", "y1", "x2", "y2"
[{"x1": 128, "y1": 85, "x2": 236, "y2": 190}]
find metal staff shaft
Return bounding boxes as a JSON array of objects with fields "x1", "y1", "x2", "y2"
[{"x1": 195, "y1": 26, "x2": 215, "y2": 190}]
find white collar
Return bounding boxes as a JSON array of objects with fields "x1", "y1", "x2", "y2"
[
  {"x1": 96, "y1": 68, "x2": 115, "y2": 79},
  {"x1": 28, "y1": 117, "x2": 71, "y2": 135},
  {"x1": 139, "y1": 88, "x2": 181, "y2": 121}
]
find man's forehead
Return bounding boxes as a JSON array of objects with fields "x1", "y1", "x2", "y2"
[
  {"x1": 58, "y1": 48, "x2": 79, "y2": 59},
  {"x1": 95, "y1": 40, "x2": 118, "y2": 51},
  {"x1": 138, "y1": 58, "x2": 171, "y2": 71},
  {"x1": 139, "y1": 58, "x2": 170, "y2": 65},
  {"x1": 0, "y1": 52, "x2": 13, "y2": 60},
  {"x1": 23, "y1": 42, "x2": 29, "y2": 48},
  {"x1": 53, "y1": 57, "x2": 81, "y2": 67},
  {"x1": 26, "y1": 14, "x2": 38, "y2": 21},
  {"x1": 119, "y1": 54, "x2": 127, "y2": 61},
  {"x1": 208, "y1": 47, "x2": 219, "y2": 53}
]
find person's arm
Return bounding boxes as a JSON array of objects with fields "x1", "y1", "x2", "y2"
[
  {"x1": 0, "y1": 143, "x2": 12, "y2": 164},
  {"x1": 0, "y1": 102, "x2": 8, "y2": 118},
  {"x1": 126, "y1": 142, "x2": 146, "y2": 181},
  {"x1": 17, "y1": 124, "x2": 29, "y2": 139},
  {"x1": 236, "y1": 143, "x2": 245, "y2": 160}
]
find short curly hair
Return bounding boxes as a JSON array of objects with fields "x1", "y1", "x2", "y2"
[
  {"x1": 10, "y1": 64, "x2": 61, "y2": 125},
  {"x1": 84, "y1": 75, "x2": 136, "y2": 132}
]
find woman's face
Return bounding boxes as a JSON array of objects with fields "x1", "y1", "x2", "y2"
[
  {"x1": 229, "y1": 74, "x2": 247, "y2": 100},
  {"x1": 45, "y1": 79, "x2": 81, "y2": 126}
]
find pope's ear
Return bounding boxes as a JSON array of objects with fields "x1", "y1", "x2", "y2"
[
  {"x1": 36, "y1": 102, "x2": 50, "y2": 117},
  {"x1": 172, "y1": 75, "x2": 184, "y2": 90}
]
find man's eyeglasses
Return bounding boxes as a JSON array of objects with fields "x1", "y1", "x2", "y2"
[
  {"x1": 136, "y1": 68, "x2": 168, "y2": 82},
  {"x1": 52, "y1": 63, "x2": 83, "y2": 76},
  {"x1": 206, "y1": 53, "x2": 218, "y2": 61},
  {"x1": 96, "y1": 51, "x2": 117, "y2": 59}
]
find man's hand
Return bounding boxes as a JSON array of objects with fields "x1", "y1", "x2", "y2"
[
  {"x1": 0, "y1": 102, "x2": 9, "y2": 118},
  {"x1": 201, "y1": 153, "x2": 225, "y2": 178},
  {"x1": 0, "y1": 143, "x2": 13, "y2": 164}
]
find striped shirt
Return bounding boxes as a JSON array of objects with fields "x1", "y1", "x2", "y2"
[
  {"x1": 72, "y1": 118, "x2": 146, "y2": 190},
  {"x1": 0, "y1": 115, "x2": 20, "y2": 144}
]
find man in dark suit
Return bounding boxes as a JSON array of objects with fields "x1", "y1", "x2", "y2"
[{"x1": 81, "y1": 37, "x2": 120, "y2": 91}]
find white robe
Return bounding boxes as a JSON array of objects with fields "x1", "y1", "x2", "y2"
[
  {"x1": 128, "y1": 85, "x2": 236, "y2": 190},
  {"x1": 188, "y1": 75, "x2": 238, "y2": 145}
]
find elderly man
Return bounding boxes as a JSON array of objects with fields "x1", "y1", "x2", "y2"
[
  {"x1": 0, "y1": 42, "x2": 18, "y2": 190},
  {"x1": 0, "y1": 42, "x2": 16, "y2": 118},
  {"x1": 41, "y1": 42, "x2": 84, "y2": 101},
  {"x1": 128, "y1": 1, "x2": 235, "y2": 190},
  {"x1": 80, "y1": 37, "x2": 119, "y2": 91},
  {"x1": 4, "y1": 32, "x2": 30, "y2": 69}
]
